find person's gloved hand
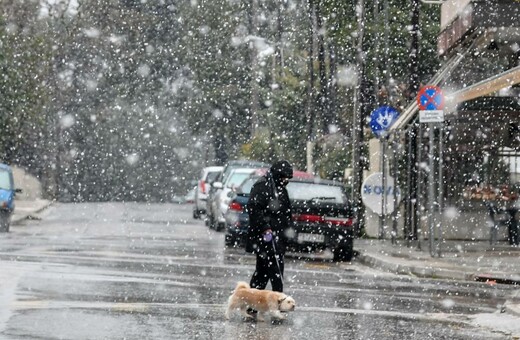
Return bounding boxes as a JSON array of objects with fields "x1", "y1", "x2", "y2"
[{"x1": 263, "y1": 229, "x2": 273, "y2": 242}]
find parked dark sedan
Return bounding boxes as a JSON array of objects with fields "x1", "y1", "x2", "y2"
[{"x1": 224, "y1": 175, "x2": 355, "y2": 261}]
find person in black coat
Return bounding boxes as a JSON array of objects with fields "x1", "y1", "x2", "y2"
[{"x1": 246, "y1": 160, "x2": 293, "y2": 293}]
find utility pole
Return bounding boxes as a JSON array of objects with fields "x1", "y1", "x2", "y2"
[
  {"x1": 410, "y1": 0, "x2": 420, "y2": 95},
  {"x1": 306, "y1": 0, "x2": 317, "y2": 174},
  {"x1": 316, "y1": 1, "x2": 329, "y2": 134},
  {"x1": 410, "y1": 0, "x2": 420, "y2": 242},
  {"x1": 351, "y1": 0, "x2": 367, "y2": 235},
  {"x1": 276, "y1": 0, "x2": 285, "y2": 77},
  {"x1": 249, "y1": 0, "x2": 260, "y2": 136},
  {"x1": 328, "y1": 39, "x2": 337, "y2": 130},
  {"x1": 373, "y1": 0, "x2": 380, "y2": 104}
]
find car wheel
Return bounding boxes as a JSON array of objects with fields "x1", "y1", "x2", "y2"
[
  {"x1": 208, "y1": 213, "x2": 216, "y2": 229},
  {"x1": 216, "y1": 222, "x2": 225, "y2": 232},
  {"x1": 225, "y1": 234, "x2": 235, "y2": 247},
  {"x1": 333, "y1": 240, "x2": 353, "y2": 262},
  {"x1": 0, "y1": 214, "x2": 10, "y2": 233},
  {"x1": 193, "y1": 209, "x2": 200, "y2": 219}
]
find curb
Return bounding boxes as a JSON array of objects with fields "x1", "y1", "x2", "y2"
[
  {"x1": 356, "y1": 253, "x2": 473, "y2": 281},
  {"x1": 357, "y1": 251, "x2": 520, "y2": 320},
  {"x1": 473, "y1": 273, "x2": 520, "y2": 285},
  {"x1": 12, "y1": 200, "x2": 54, "y2": 225},
  {"x1": 504, "y1": 290, "x2": 520, "y2": 318},
  {"x1": 505, "y1": 303, "x2": 520, "y2": 318}
]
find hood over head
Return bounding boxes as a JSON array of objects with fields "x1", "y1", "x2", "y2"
[{"x1": 270, "y1": 160, "x2": 293, "y2": 180}]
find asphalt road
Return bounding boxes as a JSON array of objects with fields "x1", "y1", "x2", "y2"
[{"x1": 0, "y1": 203, "x2": 517, "y2": 339}]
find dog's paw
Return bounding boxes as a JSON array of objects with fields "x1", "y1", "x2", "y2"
[{"x1": 270, "y1": 311, "x2": 287, "y2": 322}]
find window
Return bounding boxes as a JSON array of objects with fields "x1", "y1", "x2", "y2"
[
  {"x1": 0, "y1": 170, "x2": 12, "y2": 190},
  {"x1": 287, "y1": 182, "x2": 347, "y2": 204}
]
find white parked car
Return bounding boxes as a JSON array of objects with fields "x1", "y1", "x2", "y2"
[
  {"x1": 207, "y1": 167, "x2": 260, "y2": 230},
  {"x1": 193, "y1": 166, "x2": 223, "y2": 219}
]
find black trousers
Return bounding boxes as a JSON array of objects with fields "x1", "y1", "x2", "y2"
[{"x1": 250, "y1": 237, "x2": 285, "y2": 292}]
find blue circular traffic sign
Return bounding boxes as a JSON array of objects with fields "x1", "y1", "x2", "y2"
[{"x1": 369, "y1": 106, "x2": 400, "y2": 138}]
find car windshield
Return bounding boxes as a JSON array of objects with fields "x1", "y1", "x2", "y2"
[
  {"x1": 287, "y1": 182, "x2": 347, "y2": 204},
  {"x1": 225, "y1": 171, "x2": 254, "y2": 188},
  {"x1": 0, "y1": 169, "x2": 12, "y2": 190},
  {"x1": 238, "y1": 177, "x2": 258, "y2": 194},
  {"x1": 205, "y1": 171, "x2": 221, "y2": 183}
]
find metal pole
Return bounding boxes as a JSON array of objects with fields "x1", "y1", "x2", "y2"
[
  {"x1": 428, "y1": 123, "x2": 435, "y2": 257},
  {"x1": 405, "y1": 129, "x2": 412, "y2": 246},
  {"x1": 438, "y1": 123, "x2": 444, "y2": 256},
  {"x1": 417, "y1": 123, "x2": 423, "y2": 250},
  {"x1": 392, "y1": 136, "x2": 399, "y2": 244},
  {"x1": 373, "y1": 0, "x2": 380, "y2": 104},
  {"x1": 384, "y1": 0, "x2": 390, "y2": 96},
  {"x1": 380, "y1": 138, "x2": 386, "y2": 239}
]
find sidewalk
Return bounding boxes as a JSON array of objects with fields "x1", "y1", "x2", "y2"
[
  {"x1": 354, "y1": 238, "x2": 520, "y2": 317},
  {"x1": 12, "y1": 199, "x2": 53, "y2": 224}
]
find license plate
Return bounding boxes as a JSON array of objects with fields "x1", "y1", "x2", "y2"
[{"x1": 297, "y1": 233, "x2": 325, "y2": 243}]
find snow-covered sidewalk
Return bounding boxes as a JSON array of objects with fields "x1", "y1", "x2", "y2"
[{"x1": 12, "y1": 199, "x2": 53, "y2": 224}]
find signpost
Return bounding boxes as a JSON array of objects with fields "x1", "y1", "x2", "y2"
[
  {"x1": 369, "y1": 106, "x2": 400, "y2": 240},
  {"x1": 417, "y1": 85, "x2": 444, "y2": 257}
]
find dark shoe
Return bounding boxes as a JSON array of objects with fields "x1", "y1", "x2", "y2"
[
  {"x1": 242, "y1": 316, "x2": 256, "y2": 322},
  {"x1": 271, "y1": 318, "x2": 284, "y2": 325}
]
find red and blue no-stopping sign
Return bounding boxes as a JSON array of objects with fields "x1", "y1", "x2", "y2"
[{"x1": 417, "y1": 85, "x2": 445, "y2": 111}]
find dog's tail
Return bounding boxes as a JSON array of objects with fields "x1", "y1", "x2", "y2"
[
  {"x1": 225, "y1": 282, "x2": 250, "y2": 320},
  {"x1": 235, "y1": 281, "x2": 250, "y2": 291}
]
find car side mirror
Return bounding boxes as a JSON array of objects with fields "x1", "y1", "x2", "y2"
[{"x1": 213, "y1": 182, "x2": 223, "y2": 189}]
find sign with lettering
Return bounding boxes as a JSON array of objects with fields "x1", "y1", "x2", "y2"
[{"x1": 361, "y1": 173, "x2": 402, "y2": 215}]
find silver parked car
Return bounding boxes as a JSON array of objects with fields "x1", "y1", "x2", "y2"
[
  {"x1": 193, "y1": 166, "x2": 223, "y2": 219},
  {"x1": 207, "y1": 168, "x2": 260, "y2": 230},
  {"x1": 205, "y1": 160, "x2": 269, "y2": 229}
]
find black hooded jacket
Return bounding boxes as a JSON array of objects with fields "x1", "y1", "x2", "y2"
[{"x1": 246, "y1": 161, "x2": 293, "y2": 253}]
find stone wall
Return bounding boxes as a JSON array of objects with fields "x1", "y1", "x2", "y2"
[{"x1": 11, "y1": 166, "x2": 43, "y2": 201}]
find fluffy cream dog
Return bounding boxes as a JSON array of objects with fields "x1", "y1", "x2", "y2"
[{"x1": 225, "y1": 281, "x2": 296, "y2": 321}]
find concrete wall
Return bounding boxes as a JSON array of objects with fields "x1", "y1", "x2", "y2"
[
  {"x1": 418, "y1": 209, "x2": 512, "y2": 241},
  {"x1": 441, "y1": 0, "x2": 473, "y2": 30},
  {"x1": 11, "y1": 166, "x2": 43, "y2": 201}
]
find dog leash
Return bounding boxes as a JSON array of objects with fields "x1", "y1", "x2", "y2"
[
  {"x1": 266, "y1": 172, "x2": 284, "y2": 283},
  {"x1": 270, "y1": 237, "x2": 284, "y2": 283}
]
